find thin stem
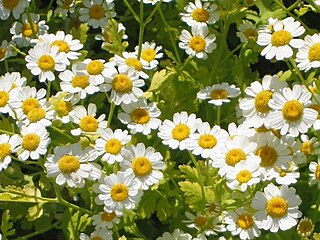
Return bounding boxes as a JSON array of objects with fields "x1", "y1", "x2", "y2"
[
  {"x1": 46, "y1": 81, "x2": 51, "y2": 101},
  {"x1": 144, "y1": 0, "x2": 162, "y2": 24},
  {"x1": 18, "y1": 224, "x2": 55, "y2": 240},
  {"x1": 10, "y1": 44, "x2": 27, "y2": 57},
  {"x1": 4, "y1": 60, "x2": 9, "y2": 72},
  {"x1": 122, "y1": 0, "x2": 140, "y2": 22},
  {"x1": 188, "y1": 151, "x2": 206, "y2": 201},
  {"x1": 216, "y1": 106, "x2": 221, "y2": 125},
  {"x1": 0, "y1": 187, "x2": 57, "y2": 203},
  {"x1": 0, "y1": 129, "x2": 16, "y2": 135},
  {"x1": 307, "y1": 0, "x2": 320, "y2": 12},
  {"x1": 137, "y1": 0, "x2": 145, "y2": 59},
  {"x1": 49, "y1": 125, "x2": 76, "y2": 142},
  {"x1": 220, "y1": 43, "x2": 243, "y2": 65},
  {"x1": 46, "y1": 0, "x2": 55, "y2": 12},
  {"x1": 107, "y1": 102, "x2": 115, "y2": 128}
]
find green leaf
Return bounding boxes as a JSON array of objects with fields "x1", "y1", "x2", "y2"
[
  {"x1": 0, "y1": 185, "x2": 45, "y2": 203},
  {"x1": 147, "y1": 69, "x2": 175, "y2": 93},
  {"x1": 27, "y1": 203, "x2": 44, "y2": 221},
  {"x1": 279, "y1": 70, "x2": 293, "y2": 82},
  {"x1": 71, "y1": 23, "x2": 89, "y2": 45},
  {"x1": 1, "y1": 210, "x2": 15, "y2": 238},
  {"x1": 179, "y1": 165, "x2": 199, "y2": 183},
  {"x1": 155, "y1": 195, "x2": 172, "y2": 221},
  {"x1": 179, "y1": 181, "x2": 207, "y2": 211}
]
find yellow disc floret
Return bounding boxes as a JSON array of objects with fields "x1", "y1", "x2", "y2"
[
  {"x1": 130, "y1": 108, "x2": 150, "y2": 124},
  {"x1": 131, "y1": 157, "x2": 152, "y2": 177},
  {"x1": 22, "y1": 23, "x2": 39, "y2": 38},
  {"x1": 266, "y1": 197, "x2": 288, "y2": 218},
  {"x1": 271, "y1": 30, "x2": 292, "y2": 47},
  {"x1": 27, "y1": 107, "x2": 46, "y2": 123},
  {"x1": 101, "y1": 212, "x2": 116, "y2": 222},
  {"x1": 191, "y1": 8, "x2": 209, "y2": 23},
  {"x1": 56, "y1": 101, "x2": 72, "y2": 117},
  {"x1": 38, "y1": 55, "x2": 55, "y2": 71},
  {"x1": 58, "y1": 155, "x2": 80, "y2": 174},
  {"x1": 105, "y1": 139, "x2": 122, "y2": 155},
  {"x1": 254, "y1": 90, "x2": 273, "y2": 113},
  {"x1": 189, "y1": 36, "x2": 206, "y2": 53},
  {"x1": 111, "y1": 74, "x2": 132, "y2": 93},
  {"x1": 198, "y1": 134, "x2": 217, "y2": 149},
  {"x1": 225, "y1": 148, "x2": 246, "y2": 166},
  {"x1": 236, "y1": 214, "x2": 254, "y2": 229},
  {"x1": 22, "y1": 134, "x2": 40, "y2": 151},
  {"x1": 141, "y1": 49, "x2": 156, "y2": 62},
  {"x1": 0, "y1": 91, "x2": 9, "y2": 107},
  {"x1": 210, "y1": 89, "x2": 228, "y2": 100},
  {"x1": 301, "y1": 141, "x2": 314, "y2": 155},
  {"x1": 308, "y1": 43, "x2": 320, "y2": 62},
  {"x1": 22, "y1": 98, "x2": 40, "y2": 115},
  {"x1": 0, "y1": 48, "x2": 7, "y2": 60},
  {"x1": 315, "y1": 164, "x2": 320, "y2": 180},
  {"x1": 86, "y1": 60, "x2": 104, "y2": 75},
  {"x1": 110, "y1": 183, "x2": 128, "y2": 202},
  {"x1": 3, "y1": 0, "x2": 19, "y2": 9},
  {"x1": 244, "y1": 28, "x2": 258, "y2": 39},
  {"x1": 194, "y1": 216, "x2": 208, "y2": 227},
  {"x1": 172, "y1": 124, "x2": 190, "y2": 141},
  {"x1": 236, "y1": 170, "x2": 252, "y2": 183},
  {"x1": 79, "y1": 116, "x2": 98, "y2": 132},
  {"x1": 282, "y1": 100, "x2": 304, "y2": 122},
  {"x1": 256, "y1": 146, "x2": 278, "y2": 167},
  {"x1": 0, "y1": 143, "x2": 11, "y2": 160},
  {"x1": 89, "y1": 4, "x2": 105, "y2": 19},
  {"x1": 51, "y1": 40, "x2": 70, "y2": 53},
  {"x1": 125, "y1": 58, "x2": 142, "y2": 71},
  {"x1": 72, "y1": 75, "x2": 89, "y2": 89}
]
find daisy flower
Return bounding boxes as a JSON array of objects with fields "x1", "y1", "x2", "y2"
[
  {"x1": 227, "y1": 122, "x2": 256, "y2": 139},
  {"x1": 93, "y1": 171, "x2": 142, "y2": 215},
  {"x1": 186, "y1": 122, "x2": 229, "y2": 159},
  {"x1": 0, "y1": 71, "x2": 26, "y2": 89},
  {"x1": 25, "y1": 43, "x2": 69, "y2": 82},
  {"x1": 179, "y1": 25, "x2": 216, "y2": 59},
  {"x1": 225, "y1": 208, "x2": 261, "y2": 240},
  {"x1": 180, "y1": 0, "x2": 219, "y2": 27},
  {"x1": 267, "y1": 163, "x2": 300, "y2": 185},
  {"x1": 79, "y1": 0, "x2": 115, "y2": 29},
  {"x1": 0, "y1": 79, "x2": 19, "y2": 118},
  {"x1": 79, "y1": 228, "x2": 113, "y2": 240},
  {"x1": 70, "y1": 103, "x2": 107, "y2": 136},
  {"x1": 158, "y1": 111, "x2": 201, "y2": 150},
  {"x1": 138, "y1": 0, "x2": 172, "y2": 4},
  {"x1": 135, "y1": 41, "x2": 163, "y2": 69},
  {"x1": 16, "y1": 123, "x2": 50, "y2": 161},
  {"x1": 0, "y1": 0, "x2": 30, "y2": 20},
  {"x1": 210, "y1": 135, "x2": 261, "y2": 177},
  {"x1": 92, "y1": 211, "x2": 120, "y2": 230},
  {"x1": 296, "y1": 217, "x2": 314, "y2": 238},
  {"x1": 239, "y1": 74, "x2": 287, "y2": 128},
  {"x1": 95, "y1": 21, "x2": 128, "y2": 48},
  {"x1": 54, "y1": 0, "x2": 75, "y2": 19},
  {"x1": 300, "y1": 134, "x2": 320, "y2": 156},
  {"x1": 45, "y1": 143, "x2": 101, "y2": 188},
  {"x1": 100, "y1": 68, "x2": 145, "y2": 105},
  {"x1": 309, "y1": 100, "x2": 320, "y2": 130},
  {"x1": 282, "y1": 134, "x2": 306, "y2": 165},
  {"x1": 236, "y1": 21, "x2": 258, "y2": 43},
  {"x1": 120, "y1": 143, "x2": 165, "y2": 190},
  {"x1": 156, "y1": 229, "x2": 192, "y2": 240},
  {"x1": 257, "y1": 17, "x2": 305, "y2": 60},
  {"x1": 225, "y1": 158, "x2": 261, "y2": 192},
  {"x1": 197, "y1": 82, "x2": 241, "y2": 106},
  {"x1": 0, "y1": 134, "x2": 21, "y2": 171},
  {"x1": 309, "y1": 159, "x2": 320, "y2": 188},
  {"x1": 251, "y1": 183, "x2": 302, "y2": 232},
  {"x1": 0, "y1": 40, "x2": 17, "y2": 62},
  {"x1": 93, "y1": 128, "x2": 131, "y2": 164},
  {"x1": 267, "y1": 84, "x2": 318, "y2": 137},
  {"x1": 296, "y1": 33, "x2": 320, "y2": 71},
  {"x1": 118, "y1": 97, "x2": 161, "y2": 135}
]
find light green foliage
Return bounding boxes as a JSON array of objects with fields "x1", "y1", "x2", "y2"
[{"x1": 1, "y1": 210, "x2": 15, "y2": 239}]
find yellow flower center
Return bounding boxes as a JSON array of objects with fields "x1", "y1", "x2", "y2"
[
  {"x1": 125, "y1": 58, "x2": 142, "y2": 71},
  {"x1": 279, "y1": 170, "x2": 287, "y2": 177},
  {"x1": 105, "y1": 139, "x2": 122, "y2": 155},
  {"x1": 282, "y1": 100, "x2": 304, "y2": 122},
  {"x1": 191, "y1": 8, "x2": 209, "y2": 23},
  {"x1": 301, "y1": 141, "x2": 314, "y2": 155},
  {"x1": 51, "y1": 40, "x2": 70, "y2": 53},
  {"x1": 62, "y1": 0, "x2": 73, "y2": 9},
  {"x1": 131, "y1": 157, "x2": 152, "y2": 176},
  {"x1": 255, "y1": 125, "x2": 269, "y2": 133},
  {"x1": 110, "y1": 183, "x2": 128, "y2": 202},
  {"x1": 130, "y1": 108, "x2": 150, "y2": 124},
  {"x1": 72, "y1": 75, "x2": 89, "y2": 89},
  {"x1": 308, "y1": 43, "x2": 320, "y2": 62},
  {"x1": 56, "y1": 101, "x2": 72, "y2": 117},
  {"x1": 271, "y1": 30, "x2": 292, "y2": 47},
  {"x1": 141, "y1": 49, "x2": 156, "y2": 62},
  {"x1": 225, "y1": 148, "x2": 246, "y2": 166},
  {"x1": 315, "y1": 164, "x2": 320, "y2": 180},
  {"x1": 86, "y1": 60, "x2": 104, "y2": 75},
  {"x1": 210, "y1": 89, "x2": 228, "y2": 100},
  {"x1": 58, "y1": 155, "x2": 80, "y2": 174},
  {"x1": 198, "y1": 134, "x2": 217, "y2": 149},
  {"x1": 22, "y1": 98, "x2": 40, "y2": 115},
  {"x1": 0, "y1": 91, "x2": 9, "y2": 107},
  {"x1": 91, "y1": 237, "x2": 103, "y2": 240},
  {"x1": 89, "y1": 4, "x2": 105, "y2": 19},
  {"x1": 244, "y1": 28, "x2": 258, "y2": 39},
  {"x1": 266, "y1": 197, "x2": 288, "y2": 218},
  {"x1": 22, "y1": 23, "x2": 39, "y2": 38},
  {"x1": 0, "y1": 143, "x2": 11, "y2": 160},
  {"x1": 189, "y1": 36, "x2": 206, "y2": 53},
  {"x1": 21, "y1": 133, "x2": 40, "y2": 151},
  {"x1": 309, "y1": 104, "x2": 320, "y2": 119},
  {"x1": 194, "y1": 216, "x2": 208, "y2": 227},
  {"x1": 27, "y1": 107, "x2": 46, "y2": 123},
  {"x1": 79, "y1": 116, "x2": 98, "y2": 132},
  {"x1": 3, "y1": 0, "x2": 19, "y2": 9},
  {"x1": 254, "y1": 90, "x2": 273, "y2": 113},
  {"x1": 236, "y1": 214, "x2": 254, "y2": 229},
  {"x1": 101, "y1": 212, "x2": 116, "y2": 222},
  {"x1": 310, "y1": 86, "x2": 319, "y2": 94},
  {"x1": 38, "y1": 55, "x2": 55, "y2": 71},
  {"x1": 297, "y1": 219, "x2": 314, "y2": 236},
  {"x1": 111, "y1": 74, "x2": 132, "y2": 93},
  {"x1": 172, "y1": 124, "x2": 190, "y2": 141},
  {"x1": 236, "y1": 170, "x2": 252, "y2": 183},
  {"x1": 0, "y1": 48, "x2": 7, "y2": 60},
  {"x1": 256, "y1": 146, "x2": 278, "y2": 167}
]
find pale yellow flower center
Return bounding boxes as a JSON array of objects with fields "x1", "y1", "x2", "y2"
[
  {"x1": 0, "y1": 143, "x2": 11, "y2": 160},
  {"x1": 58, "y1": 155, "x2": 80, "y2": 174},
  {"x1": 105, "y1": 139, "x2": 122, "y2": 155},
  {"x1": 110, "y1": 183, "x2": 128, "y2": 201},
  {"x1": 210, "y1": 89, "x2": 228, "y2": 100},
  {"x1": 38, "y1": 55, "x2": 55, "y2": 71},
  {"x1": 130, "y1": 108, "x2": 150, "y2": 124},
  {"x1": 56, "y1": 101, "x2": 72, "y2": 117},
  {"x1": 301, "y1": 141, "x2": 314, "y2": 155},
  {"x1": 282, "y1": 100, "x2": 304, "y2": 122},
  {"x1": 101, "y1": 212, "x2": 116, "y2": 222},
  {"x1": 86, "y1": 60, "x2": 104, "y2": 75},
  {"x1": 79, "y1": 116, "x2": 98, "y2": 132},
  {"x1": 22, "y1": 134, "x2": 40, "y2": 151},
  {"x1": 256, "y1": 146, "x2": 278, "y2": 167},
  {"x1": 51, "y1": 40, "x2": 70, "y2": 53},
  {"x1": 131, "y1": 157, "x2": 152, "y2": 176},
  {"x1": 111, "y1": 74, "x2": 132, "y2": 93},
  {"x1": 254, "y1": 90, "x2": 272, "y2": 113},
  {"x1": 315, "y1": 164, "x2": 320, "y2": 180},
  {"x1": 271, "y1": 30, "x2": 292, "y2": 47},
  {"x1": 141, "y1": 49, "x2": 156, "y2": 62},
  {"x1": 0, "y1": 48, "x2": 7, "y2": 60},
  {"x1": 72, "y1": 75, "x2": 89, "y2": 89},
  {"x1": 22, "y1": 98, "x2": 40, "y2": 115},
  {"x1": 309, "y1": 104, "x2": 320, "y2": 119},
  {"x1": 308, "y1": 43, "x2": 320, "y2": 62},
  {"x1": 255, "y1": 125, "x2": 269, "y2": 133},
  {"x1": 27, "y1": 107, "x2": 46, "y2": 123},
  {"x1": 91, "y1": 237, "x2": 103, "y2": 240},
  {"x1": 189, "y1": 36, "x2": 206, "y2": 53},
  {"x1": 22, "y1": 23, "x2": 38, "y2": 38},
  {"x1": 191, "y1": 8, "x2": 209, "y2": 23},
  {"x1": 125, "y1": 58, "x2": 142, "y2": 71},
  {"x1": 244, "y1": 28, "x2": 258, "y2": 39},
  {"x1": 172, "y1": 123, "x2": 190, "y2": 141},
  {"x1": 236, "y1": 213, "x2": 254, "y2": 229},
  {"x1": 266, "y1": 197, "x2": 288, "y2": 218},
  {"x1": 0, "y1": 91, "x2": 9, "y2": 107},
  {"x1": 3, "y1": 0, "x2": 19, "y2": 9},
  {"x1": 279, "y1": 170, "x2": 287, "y2": 177},
  {"x1": 225, "y1": 148, "x2": 246, "y2": 166},
  {"x1": 89, "y1": 4, "x2": 105, "y2": 19},
  {"x1": 198, "y1": 134, "x2": 217, "y2": 149},
  {"x1": 236, "y1": 170, "x2": 252, "y2": 183},
  {"x1": 297, "y1": 219, "x2": 314, "y2": 237},
  {"x1": 194, "y1": 216, "x2": 208, "y2": 227}
]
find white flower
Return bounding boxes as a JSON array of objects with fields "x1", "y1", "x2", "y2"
[
  {"x1": 45, "y1": 143, "x2": 101, "y2": 188},
  {"x1": 93, "y1": 128, "x2": 131, "y2": 164},
  {"x1": 282, "y1": 134, "x2": 306, "y2": 165},
  {"x1": 257, "y1": 17, "x2": 305, "y2": 60},
  {"x1": 16, "y1": 123, "x2": 50, "y2": 161},
  {"x1": 120, "y1": 143, "x2": 165, "y2": 190},
  {"x1": 179, "y1": 25, "x2": 216, "y2": 59},
  {"x1": 227, "y1": 122, "x2": 256, "y2": 139},
  {"x1": 296, "y1": 33, "x2": 320, "y2": 71},
  {"x1": 137, "y1": 0, "x2": 172, "y2": 5},
  {"x1": 26, "y1": 43, "x2": 69, "y2": 82},
  {"x1": 239, "y1": 74, "x2": 287, "y2": 128},
  {"x1": 156, "y1": 229, "x2": 192, "y2": 240},
  {"x1": 79, "y1": 228, "x2": 113, "y2": 240},
  {"x1": 70, "y1": 103, "x2": 107, "y2": 136},
  {"x1": 267, "y1": 84, "x2": 318, "y2": 137},
  {"x1": 0, "y1": 71, "x2": 26, "y2": 89},
  {"x1": 0, "y1": 78, "x2": 19, "y2": 118},
  {"x1": 0, "y1": 134, "x2": 21, "y2": 171},
  {"x1": 267, "y1": 163, "x2": 300, "y2": 185},
  {"x1": 55, "y1": 0, "x2": 75, "y2": 19},
  {"x1": 225, "y1": 208, "x2": 261, "y2": 240},
  {"x1": 296, "y1": 217, "x2": 314, "y2": 238},
  {"x1": 309, "y1": 159, "x2": 320, "y2": 188},
  {"x1": 308, "y1": 98, "x2": 320, "y2": 130},
  {"x1": 158, "y1": 111, "x2": 201, "y2": 150},
  {"x1": 79, "y1": 0, "x2": 115, "y2": 29},
  {"x1": 93, "y1": 171, "x2": 142, "y2": 215},
  {"x1": 197, "y1": 82, "x2": 241, "y2": 106},
  {"x1": 134, "y1": 42, "x2": 163, "y2": 69},
  {"x1": 251, "y1": 183, "x2": 302, "y2": 232},
  {"x1": 118, "y1": 97, "x2": 161, "y2": 135},
  {"x1": 0, "y1": 40, "x2": 17, "y2": 61},
  {"x1": 180, "y1": 0, "x2": 219, "y2": 27},
  {"x1": 236, "y1": 21, "x2": 258, "y2": 43},
  {"x1": 300, "y1": 134, "x2": 320, "y2": 156},
  {"x1": 92, "y1": 211, "x2": 120, "y2": 230},
  {"x1": 0, "y1": 0, "x2": 30, "y2": 20}
]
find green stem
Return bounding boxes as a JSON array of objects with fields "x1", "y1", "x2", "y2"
[
  {"x1": 287, "y1": 0, "x2": 302, "y2": 11},
  {"x1": 0, "y1": 187, "x2": 57, "y2": 203},
  {"x1": 4, "y1": 60, "x2": 9, "y2": 72},
  {"x1": 220, "y1": 43, "x2": 243, "y2": 65},
  {"x1": 188, "y1": 151, "x2": 206, "y2": 200},
  {"x1": 25, "y1": 8, "x2": 36, "y2": 38},
  {"x1": 49, "y1": 125, "x2": 76, "y2": 142},
  {"x1": 0, "y1": 129, "x2": 15, "y2": 135},
  {"x1": 144, "y1": 0, "x2": 162, "y2": 24},
  {"x1": 17, "y1": 224, "x2": 55, "y2": 240},
  {"x1": 46, "y1": 81, "x2": 51, "y2": 101},
  {"x1": 137, "y1": 0, "x2": 145, "y2": 60},
  {"x1": 46, "y1": 0, "x2": 54, "y2": 12},
  {"x1": 216, "y1": 106, "x2": 221, "y2": 125},
  {"x1": 9, "y1": 44, "x2": 27, "y2": 57},
  {"x1": 122, "y1": 0, "x2": 140, "y2": 22},
  {"x1": 107, "y1": 102, "x2": 115, "y2": 128},
  {"x1": 307, "y1": 0, "x2": 320, "y2": 12}
]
